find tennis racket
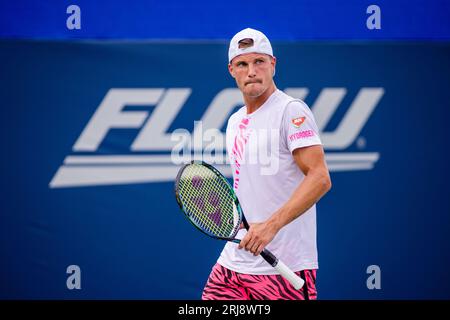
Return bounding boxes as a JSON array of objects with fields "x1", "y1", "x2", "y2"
[{"x1": 174, "y1": 160, "x2": 305, "y2": 290}]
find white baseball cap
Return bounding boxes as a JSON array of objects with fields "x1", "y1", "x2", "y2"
[{"x1": 228, "y1": 28, "x2": 273, "y2": 63}]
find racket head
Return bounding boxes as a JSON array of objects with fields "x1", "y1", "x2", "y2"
[{"x1": 174, "y1": 161, "x2": 242, "y2": 241}]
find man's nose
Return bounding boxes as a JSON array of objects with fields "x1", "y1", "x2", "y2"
[{"x1": 247, "y1": 63, "x2": 256, "y2": 77}]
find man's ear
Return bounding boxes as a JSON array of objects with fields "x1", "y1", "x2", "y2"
[
  {"x1": 271, "y1": 56, "x2": 277, "y2": 77},
  {"x1": 228, "y1": 63, "x2": 235, "y2": 78}
]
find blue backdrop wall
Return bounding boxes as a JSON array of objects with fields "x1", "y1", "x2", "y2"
[
  {"x1": 1, "y1": 0, "x2": 450, "y2": 40},
  {"x1": 1, "y1": 1, "x2": 450, "y2": 300}
]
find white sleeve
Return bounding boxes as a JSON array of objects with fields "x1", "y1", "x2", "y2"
[{"x1": 282, "y1": 100, "x2": 322, "y2": 153}]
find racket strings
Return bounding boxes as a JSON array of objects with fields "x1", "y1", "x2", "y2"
[{"x1": 178, "y1": 164, "x2": 239, "y2": 238}]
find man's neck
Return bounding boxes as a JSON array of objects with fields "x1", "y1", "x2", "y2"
[{"x1": 244, "y1": 85, "x2": 277, "y2": 114}]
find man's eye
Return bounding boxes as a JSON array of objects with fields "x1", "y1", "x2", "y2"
[{"x1": 255, "y1": 59, "x2": 264, "y2": 64}]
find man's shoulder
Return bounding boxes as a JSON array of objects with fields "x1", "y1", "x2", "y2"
[
  {"x1": 268, "y1": 90, "x2": 306, "y2": 112},
  {"x1": 269, "y1": 90, "x2": 310, "y2": 119},
  {"x1": 276, "y1": 90, "x2": 307, "y2": 107},
  {"x1": 274, "y1": 90, "x2": 310, "y2": 112}
]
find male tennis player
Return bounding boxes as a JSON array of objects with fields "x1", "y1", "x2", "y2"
[{"x1": 201, "y1": 28, "x2": 331, "y2": 300}]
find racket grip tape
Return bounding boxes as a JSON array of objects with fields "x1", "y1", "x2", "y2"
[
  {"x1": 273, "y1": 260, "x2": 305, "y2": 290},
  {"x1": 260, "y1": 249, "x2": 305, "y2": 290}
]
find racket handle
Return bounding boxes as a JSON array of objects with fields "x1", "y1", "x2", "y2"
[
  {"x1": 273, "y1": 260, "x2": 305, "y2": 290},
  {"x1": 260, "y1": 249, "x2": 305, "y2": 290}
]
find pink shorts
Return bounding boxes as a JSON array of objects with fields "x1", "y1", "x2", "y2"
[{"x1": 202, "y1": 263, "x2": 317, "y2": 300}]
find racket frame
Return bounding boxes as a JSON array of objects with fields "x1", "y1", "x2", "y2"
[
  {"x1": 174, "y1": 160, "x2": 305, "y2": 290},
  {"x1": 174, "y1": 160, "x2": 243, "y2": 242}
]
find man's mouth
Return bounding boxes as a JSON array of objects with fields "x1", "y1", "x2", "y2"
[{"x1": 245, "y1": 80, "x2": 261, "y2": 86}]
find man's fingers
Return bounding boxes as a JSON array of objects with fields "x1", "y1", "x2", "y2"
[
  {"x1": 238, "y1": 226, "x2": 266, "y2": 254},
  {"x1": 250, "y1": 242, "x2": 260, "y2": 255},
  {"x1": 238, "y1": 233, "x2": 250, "y2": 249},
  {"x1": 254, "y1": 244, "x2": 265, "y2": 256},
  {"x1": 238, "y1": 238, "x2": 245, "y2": 249},
  {"x1": 239, "y1": 233, "x2": 256, "y2": 252},
  {"x1": 245, "y1": 238, "x2": 256, "y2": 252}
]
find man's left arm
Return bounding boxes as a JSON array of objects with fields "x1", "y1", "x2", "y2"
[{"x1": 239, "y1": 145, "x2": 332, "y2": 255}]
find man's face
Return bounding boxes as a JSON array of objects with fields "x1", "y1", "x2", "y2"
[{"x1": 228, "y1": 53, "x2": 276, "y2": 98}]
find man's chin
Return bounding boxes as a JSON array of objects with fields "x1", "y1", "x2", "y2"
[{"x1": 243, "y1": 87, "x2": 265, "y2": 98}]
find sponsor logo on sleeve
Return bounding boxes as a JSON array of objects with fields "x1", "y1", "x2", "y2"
[
  {"x1": 289, "y1": 130, "x2": 315, "y2": 142},
  {"x1": 291, "y1": 116, "x2": 306, "y2": 128}
]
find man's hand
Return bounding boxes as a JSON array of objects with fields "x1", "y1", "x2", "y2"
[{"x1": 238, "y1": 221, "x2": 279, "y2": 256}]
